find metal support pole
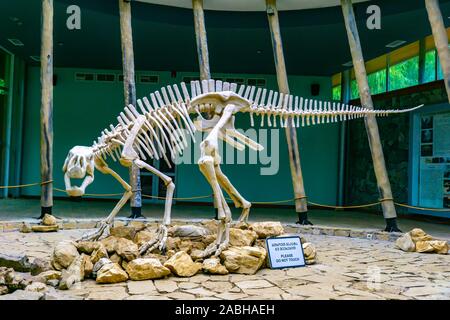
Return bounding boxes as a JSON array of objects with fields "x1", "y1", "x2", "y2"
[
  {"x1": 341, "y1": 0, "x2": 400, "y2": 232},
  {"x1": 119, "y1": 0, "x2": 142, "y2": 218},
  {"x1": 266, "y1": 0, "x2": 310, "y2": 225},
  {"x1": 40, "y1": 0, "x2": 53, "y2": 218},
  {"x1": 425, "y1": 0, "x2": 450, "y2": 103}
]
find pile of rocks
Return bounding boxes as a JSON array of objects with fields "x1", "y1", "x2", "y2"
[
  {"x1": 20, "y1": 214, "x2": 59, "y2": 233},
  {"x1": 395, "y1": 228, "x2": 448, "y2": 254},
  {"x1": 47, "y1": 220, "x2": 316, "y2": 288}
]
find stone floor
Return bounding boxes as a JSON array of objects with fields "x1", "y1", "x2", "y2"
[
  {"x1": 1, "y1": 199, "x2": 450, "y2": 238},
  {"x1": 0, "y1": 229, "x2": 449, "y2": 300}
]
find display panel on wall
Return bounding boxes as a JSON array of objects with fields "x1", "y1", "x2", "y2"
[{"x1": 418, "y1": 112, "x2": 450, "y2": 209}]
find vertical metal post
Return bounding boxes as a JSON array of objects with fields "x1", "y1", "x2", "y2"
[
  {"x1": 40, "y1": 0, "x2": 53, "y2": 218},
  {"x1": 192, "y1": 0, "x2": 211, "y2": 81},
  {"x1": 266, "y1": 0, "x2": 310, "y2": 224},
  {"x1": 119, "y1": 0, "x2": 142, "y2": 218},
  {"x1": 341, "y1": 0, "x2": 399, "y2": 231},
  {"x1": 425, "y1": 0, "x2": 450, "y2": 103}
]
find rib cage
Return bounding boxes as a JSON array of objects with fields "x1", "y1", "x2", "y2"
[{"x1": 91, "y1": 79, "x2": 422, "y2": 166}]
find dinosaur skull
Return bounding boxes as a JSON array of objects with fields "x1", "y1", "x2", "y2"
[{"x1": 63, "y1": 146, "x2": 95, "y2": 197}]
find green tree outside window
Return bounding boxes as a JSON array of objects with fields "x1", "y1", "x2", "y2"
[
  {"x1": 367, "y1": 69, "x2": 387, "y2": 95},
  {"x1": 389, "y1": 56, "x2": 419, "y2": 91},
  {"x1": 424, "y1": 50, "x2": 436, "y2": 83},
  {"x1": 332, "y1": 85, "x2": 341, "y2": 101}
]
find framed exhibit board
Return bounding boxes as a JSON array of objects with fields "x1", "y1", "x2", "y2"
[{"x1": 411, "y1": 103, "x2": 450, "y2": 216}]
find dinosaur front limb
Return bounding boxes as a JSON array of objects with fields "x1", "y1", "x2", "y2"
[
  {"x1": 78, "y1": 159, "x2": 132, "y2": 241},
  {"x1": 80, "y1": 190, "x2": 133, "y2": 241},
  {"x1": 134, "y1": 159, "x2": 175, "y2": 255}
]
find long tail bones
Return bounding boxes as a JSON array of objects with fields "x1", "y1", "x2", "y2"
[{"x1": 62, "y1": 78, "x2": 423, "y2": 259}]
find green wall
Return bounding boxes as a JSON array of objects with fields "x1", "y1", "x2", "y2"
[{"x1": 22, "y1": 67, "x2": 338, "y2": 205}]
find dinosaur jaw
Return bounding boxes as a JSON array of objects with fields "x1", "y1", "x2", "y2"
[{"x1": 64, "y1": 172, "x2": 94, "y2": 197}]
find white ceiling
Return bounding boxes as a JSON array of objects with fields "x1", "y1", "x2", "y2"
[{"x1": 136, "y1": 0, "x2": 370, "y2": 11}]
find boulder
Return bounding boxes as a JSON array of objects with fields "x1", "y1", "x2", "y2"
[
  {"x1": 110, "y1": 253, "x2": 123, "y2": 265},
  {"x1": 178, "y1": 240, "x2": 193, "y2": 254},
  {"x1": 100, "y1": 236, "x2": 119, "y2": 254},
  {"x1": 41, "y1": 214, "x2": 57, "y2": 226},
  {"x1": 35, "y1": 270, "x2": 61, "y2": 283},
  {"x1": 115, "y1": 238, "x2": 139, "y2": 261},
  {"x1": 142, "y1": 253, "x2": 168, "y2": 265},
  {"x1": 302, "y1": 242, "x2": 317, "y2": 265},
  {"x1": 249, "y1": 222, "x2": 284, "y2": 239},
  {"x1": 82, "y1": 254, "x2": 94, "y2": 278},
  {"x1": 76, "y1": 241, "x2": 101, "y2": 254},
  {"x1": 19, "y1": 223, "x2": 32, "y2": 233},
  {"x1": 30, "y1": 258, "x2": 52, "y2": 276},
  {"x1": 0, "y1": 286, "x2": 8, "y2": 295},
  {"x1": 59, "y1": 255, "x2": 84, "y2": 290},
  {"x1": 202, "y1": 257, "x2": 228, "y2": 275},
  {"x1": 429, "y1": 240, "x2": 449, "y2": 254},
  {"x1": 92, "y1": 258, "x2": 113, "y2": 277},
  {"x1": 96, "y1": 263, "x2": 128, "y2": 284},
  {"x1": 220, "y1": 246, "x2": 267, "y2": 275},
  {"x1": 164, "y1": 251, "x2": 202, "y2": 277},
  {"x1": 166, "y1": 237, "x2": 181, "y2": 251},
  {"x1": 201, "y1": 220, "x2": 218, "y2": 234},
  {"x1": 90, "y1": 243, "x2": 108, "y2": 264},
  {"x1": 170, "y1": 225, "x2": 209, "y2": 238},
  {"x1": 110, "y1": 226, "x2": 137, "y2": 240},
  {"x1": 51, "y1": 241, "x2": 79, "y2": 270},
  {"x1": 31, "y1": 225, "x2": 59, "y2": 232},
  {"x1": 202, "y1": 235, "x2": 216, "y2": 246},
  {"x1": 229, "y1": 228, "x2": 257, "y2": 247},
  {"x1": 409, "y1": 228, "x2": 433, "y2": 243},
  {"x1": 395, "y1": 233, "x2": 416, "y2": 252},
  {"x1": 125, "y1": 258, "x2": 171, "y2": 280},
  {"x1": 0, "y1": 253, "x2": 31, "y2": 272},
  {"x1": 25, "y1": 282, "x2": 49, "y2": 293},
  {"x1": 133, "y1": 230, "x2": 156, "y2": 247}
]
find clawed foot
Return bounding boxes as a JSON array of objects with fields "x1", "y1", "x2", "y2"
[
  {"x1": 194, "y1": 241, "x2": 229, "y2": 260},
  {"x1": 139, "y1": 225, "x2": 168, "y2": 255},
  {"x1": 78, "y1": 220, "x2": 111, "y2": 242}
]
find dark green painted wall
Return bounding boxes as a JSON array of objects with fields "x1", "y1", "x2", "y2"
[{"x1": 22, "y1": 67, "x2": 339, "y2": 206}]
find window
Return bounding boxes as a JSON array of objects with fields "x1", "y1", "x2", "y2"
[
  {"x1": 367, "y1": 69, "x2": 387, "y2": 95},
  {"x1": 389, "y1": 56, "x2": 419, "y2": 91},
  {"x1": 424, "y1": 50, "x2": 436, "y2": 83},
  {"x1": 332, "y1": 85, "x2": 341, "y2": 101},
  {"x1": 350, "y1": 80, "x2": 359, "y2": 100}
]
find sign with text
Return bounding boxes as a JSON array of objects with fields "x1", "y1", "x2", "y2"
[{"x1": 266, "y1": 236, "x2": 305, "y2": 269}]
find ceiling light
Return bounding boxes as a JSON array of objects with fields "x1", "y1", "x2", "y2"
[
  {"x1": 386, "y1": 40, "x2": 406, "y2": 48},
  {"x1": 9, "y1": 17, "x2": 19, "y2": 22},
  {"x1": 342, "y1": 61, "x2": 353, "y2": 67},
  {"x1": 7, "y1": 38, "x2": 24, "y2": 46},
  {"x1": 30, "y1": 56, "x2": 40, "y2": 62}
]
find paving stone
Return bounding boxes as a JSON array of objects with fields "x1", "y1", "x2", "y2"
[
  {"x1": 202, "y1": 281, "x2": 233, "y2": 292},
  {"x1": 183, "y1": 287, "x2": 216, "y2": 297},
  {"x1": 127, "y1": 280, "x2": 157, "y2": 295},
  {"x1": 235, "y1": 279, "x2": 273, "y2": 289},
  {"x1": 167, "y1": 292, "x2": 196, "y2": 300},
  {"x1": 154, "y1": 279, "x2": 178, "y2": 293}
]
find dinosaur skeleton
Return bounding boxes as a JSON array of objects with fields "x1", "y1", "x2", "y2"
[{"x1": 63, "y1": 79, "x2": 422, "y2": 258}]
